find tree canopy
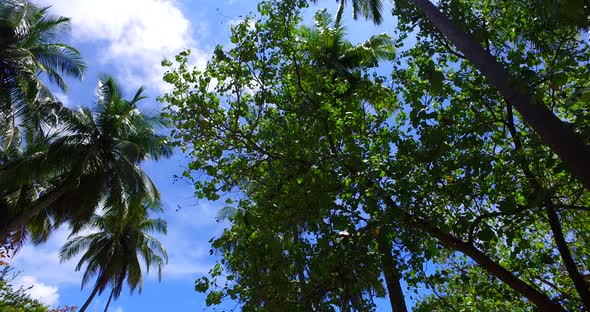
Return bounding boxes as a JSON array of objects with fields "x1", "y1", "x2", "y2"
[
  {"x1": 1, "y1": 0, "x2": 589, "y2": 310},
  {"x1": 162, "y1": 0, "x2": 590, "y2": 311}
]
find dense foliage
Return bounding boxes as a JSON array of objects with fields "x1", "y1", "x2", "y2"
[
  {"x1": 1, "y1": 0, "x2": 589, "y2": 310},
  {"x1": 0, "y1": 265, "x2": 48, "y2": 312},
  {"x1": 162, "y1": 0, "x2": 590, "y2": 311}
]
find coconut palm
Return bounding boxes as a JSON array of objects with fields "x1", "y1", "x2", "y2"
[
  {"x1": 297, "y1": 8, "x2": 396, "y2": 113},
  {"x1": 60, "y1": 200, "x2": 168, "y2": 312},
  {"x1": 0, "y1": 1, "x2": 85, "y2": 246},
  {"x1": 0, "y1": 0, "x2": 85, "y2": 151},
  {"x1": 300, "y1": 8, "x2": 394, "y2": 77},
  {"x1": 0, "y1": 76, "x2": 172, "y2": 244},
  {"x1": 0, "y1": 99, "x2": 63, "y2": 250}
]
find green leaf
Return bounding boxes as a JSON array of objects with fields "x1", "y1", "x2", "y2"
[
  {"x1": 476, "y1": 226, "x2": 496, "y2": 242},
  {"x1": 429, "y1": 70, "x2": 445, "y2": 95},
  {"x1": 551, "y1": 72, "x2": 568, "y2": 87},
  {"x1": 195, "y1": 277, "x2": 210, "y2": 293},
  {"x1": 206, "y1": 291, "x2": 223, "y2": 306}
]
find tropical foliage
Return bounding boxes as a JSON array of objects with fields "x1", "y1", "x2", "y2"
[
  {"x1": 0, "y1": 1, "x2": 171, "y2": 311},
  {"x1": 60, "y1": 200, "x2": 168, "y2": 312},
  {"x1": 2, "y1": 0, "x2": 589, "y2": 310},
  {"x1": 0, "y1": 75, "x2": 171, "y2": 240},
  {"x1": 162, "y1": 0, "x2": 590, "y2": 311},
  {"x1": 0, "y1": 0, "x2": 85, "y2": 157}
]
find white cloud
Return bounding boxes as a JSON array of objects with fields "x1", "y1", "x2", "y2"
[
  {"x1": 112, "y1": 307, "x2": 124, "y2": 312},
  {"x1": 14, "y1": 276, "x2": 60, "y2": 306},
  {"x1": 10, "y1": 227, "x2": 83, "y2": 286},
  {"x1": 38, "y1": 0, "x2": 209, "y2": 92}
]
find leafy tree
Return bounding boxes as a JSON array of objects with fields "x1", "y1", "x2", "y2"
[
  {"x1": 162, "y1": 0, "x2": 589, "y2": 311},
  {"x1": 60, "y1": 200, "x2": 168, "y2": 312},
  {"x1": 0, "y1": 264, "x2": 48, "y2": 312},
  {"x1": 167, "y1": 2, "x2": 396, "y2": 310},
  {"x1": 0, "y1": 76, "x2": 172, "y2": 245},
  {"x1": 326, "y1": 0, "x2": 590, "y2": 308},
  {"x1": 320, "y1": 0, "x2": 590, "y2": 193},
  {"x1": 385, "y1": 0, "x2": 590, "y2": 308}
]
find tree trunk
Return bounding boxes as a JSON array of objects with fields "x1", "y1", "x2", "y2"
[
  {"x1": 409, "y1": 214, "x2": 565, "y2": 311},
  {"x1": 104, "y1": 288, "x2": 115, "y2": 312},
  {"x1": 546, "y1": 203, "x2": 590, "y2": 309},
  {"x1": 79, "y1": 285, "x2": 100, "y2": 312},
  {"x1": 0, "y1": 182, "x2": 70, "y2": 244},
  {"x1": 293, "y1": 229, "x2": 313, "y2": 310},
  {"x1": 376, "y1": 188, "x2": 564, "y2": 311},
  {"x1": 410, "y1": 0, "x2": 590, "y2": 190},
  {"x1": 378, "y1": 238, "x2": 408, "y2": 312},
  {"x1": 504, "y1": 101, "x2": 590, "y2": 309}
]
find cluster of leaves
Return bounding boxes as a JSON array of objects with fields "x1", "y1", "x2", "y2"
[
  {"x1": 164, "y1": 1, "x2": 398, "y2": 309},
  {"x1": 0, "y1": 264, "x2": 78, "y2": 312},
  {"x1": 162, "y1": 0, "x2": 590, "y2": 310},
  {"x1": 0, "y1": 264, "x2": 48, "y2": 312}
]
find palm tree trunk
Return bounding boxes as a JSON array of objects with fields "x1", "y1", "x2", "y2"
[
  {"x1": 104, "y1": 288, "x2": 115, "y2": 312},
  {"x1": 377, "y1": 239, "x2": 408, "y2": 312},
  {"x1": 0, "y1": 182, "x2": 70, "y2": 243},
  {"x1": 79, "y1": 285, "x2": 100, "y2": 312},
  {"x1": 410, "y1": 0, "x2": 590, "y2": 190}
]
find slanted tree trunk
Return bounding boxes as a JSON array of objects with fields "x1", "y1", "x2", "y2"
[
  {"x1": 0, "y1": 182, "x2": 70, "y2": 241},
  {"x1": 408, "y1": 213, "x2": 565, "y2": 311},
  {"x1": 505, "y1": 100, "x2": 590, "y2": 309},
  {"x1": 376, "y1": 193, "x2": 564, "y2": 311},
  {"x1": 104, "y1": 288, "x2": 115, "y2": 312},
  {"x1": 410, "y1": 0, "x2": 590, "y2": 190},
  {"x1": 377, "y1": 238, "x2": 408, "y2": 312},
  {"x1": 0, "y1": 182, "x2": 71, "y2": 244},
  {"x1": 79, "y1": 285, "x2": 100, "y2": 312},
  {"x1": 546, "y1": 203, "x2": 590, "y2": 309}
]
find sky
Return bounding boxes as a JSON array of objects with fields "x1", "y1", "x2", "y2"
[{"x1": 9, "y1": 0, "x2": 403, "y2": 311}]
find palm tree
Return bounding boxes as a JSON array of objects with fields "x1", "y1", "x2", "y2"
[
  {"x1": 0, "y1": 76, "x2": 172, "y2": 244},
  {"x1": 0, "y1": 98, "x2": 68, "y2": 250},
  {"x1": 0, "y1": 0, "x2": 86, "y2": 152},
  {"x1": 301, "y1": 8, "x2": 394, "y2": 76},
  {"x1": 60, "y1": 200, "x2": 168, "y2": 312},
  {"x1": 296, "y1": 8, "x2": 396, "y2": 115},
  {"x1": 0, "y1": 1, "x2": 86, "y2": 248}
]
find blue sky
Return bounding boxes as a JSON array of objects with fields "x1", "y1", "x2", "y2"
[{"x1": 9, "y1": 0, "x2": 404, "y2": 311}]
